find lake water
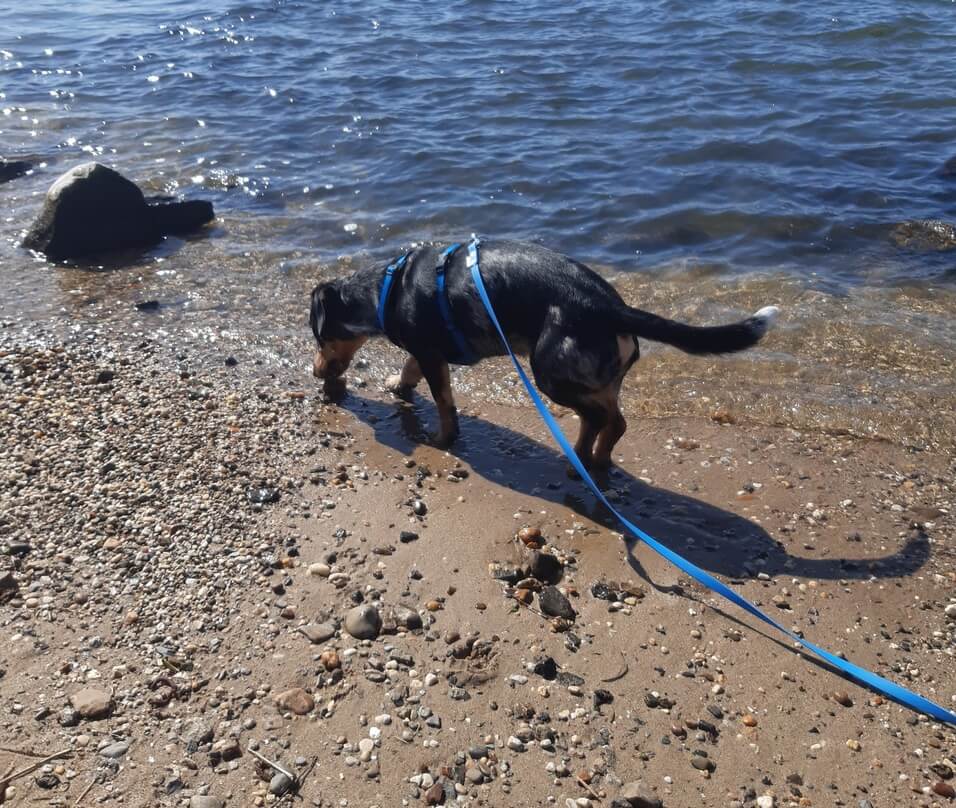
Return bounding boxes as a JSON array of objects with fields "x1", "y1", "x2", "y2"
[{"x1": 1, "y1": 0, "x2": 954, "y2": 448}]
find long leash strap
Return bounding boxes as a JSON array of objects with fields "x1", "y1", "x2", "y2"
[
  {"x1": 436, "y1": 243, "x2": 477, "y2": 365},
  {"x1": 376, "y1": 252, "x2": 410, "y2": 332},
  {"x1": 466, "y1": 234, "x2": 956, "y2": 726}
]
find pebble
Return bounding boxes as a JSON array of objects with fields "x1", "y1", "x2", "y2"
[
  {"x1": 69, "y1": 688, "x2": 112, "y2": 720},
  {"x1": 619, "y1": 780, "x2": 663, "y2": 808},
  {"x1": 832, "y1": 691, "x2": 853, "y2": 707},
  {"x1": 507, "y1": 736, "x2": 526, "y2": 752},
  {"x1": 538, "y1": 586, "x2": 576, "y2": 620},
  {"x1": 299, "y1": 622, "x2": 337, "y2": 644},
  {"x1": 756, "y1": 797, "x2": 774, "y2": 808},
  {"x1": 190, "y1": 798, "x2": 226, "y2": 808},
  {"x1": 344, "y1": 604, "x2": 382, "y2": 640},
  {"x1": 269, "y1": 772, "x2": 296, "y2": 796},
  {"x1": 274, "y1": 688, "x2": 315, "y2": 715},
  {"x1": 933, "y1": 782, "x2": 956, "y2": 799}
]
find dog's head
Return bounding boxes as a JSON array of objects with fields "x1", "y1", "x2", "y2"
[{"x1": 309, "y1": 281, "x2": 368, "y2": 381}]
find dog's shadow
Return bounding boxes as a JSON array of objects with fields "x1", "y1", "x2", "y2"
[{"x1": 334, "y1": 390, "x2": 929, "y2": 588}]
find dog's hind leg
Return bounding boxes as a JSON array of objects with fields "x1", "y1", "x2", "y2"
[
  {"x1": 592, "y1": 385, "x2": 627, "y2": 468},
  {"x1": 386, "y1": 356, "x2": 423, "y2": 397},
  {"x1": 418, "y1": 356, "x2": 459, "y2": 447},
  {"x1": 571, "y1": 402, "x2": 609, "y2": 468}
]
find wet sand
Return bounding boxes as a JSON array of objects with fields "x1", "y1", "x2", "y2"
[{"x1": 1, "y1": 325, "x2": 954, "y2": 807}]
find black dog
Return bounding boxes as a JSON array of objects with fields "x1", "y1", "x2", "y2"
[{"x1": 310, "y1": 239, "x2": 777, "y2": 468}]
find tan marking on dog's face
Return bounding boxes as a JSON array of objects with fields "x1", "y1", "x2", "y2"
[{"x1": 312, "y1": 336, "x2": 368, "y2": 380}]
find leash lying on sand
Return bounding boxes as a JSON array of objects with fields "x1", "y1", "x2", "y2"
[{"x1": 463, "y1": 234, "x2": 956, "y2": 726}]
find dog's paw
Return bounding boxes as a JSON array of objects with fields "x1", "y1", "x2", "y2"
[
  {"x1": 386, "y1": 374, "x2": 417, "y2": 396},
  {"x1": 321, "y1": 376, "x2": 347, "y2": 402},
  {"x1": 430, "y1": 429, "x2": 459, "y2": 449}
]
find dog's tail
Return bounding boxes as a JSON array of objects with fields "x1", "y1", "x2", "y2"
[{"x1": 613, "y1": 304, "x2": 780, "y2": 355}]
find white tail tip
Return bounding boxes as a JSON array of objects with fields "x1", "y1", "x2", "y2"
[{"x1": 751, "y1": 305, "x2": 780, "y2": 334}]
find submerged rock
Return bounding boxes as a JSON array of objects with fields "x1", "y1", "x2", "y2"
[
  {"x1": 0, "y1": 159, "x2": 31, "y2": 184},
  {"x1": 22, "y1": 162, "x2": 214, "y2": 261},
  {"x1": 890, "y1": 219, "x2": 956, "y2": 251}
]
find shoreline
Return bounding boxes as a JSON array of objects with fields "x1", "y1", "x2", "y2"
[{"x1": 1, "y1": 327, "x2": 954, "y2": 806}]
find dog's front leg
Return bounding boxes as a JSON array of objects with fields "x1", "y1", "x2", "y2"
[
  {"x1": 385, "y1": 355, "x2": 423, "y2": 397},
  {"x1": 419, "y1": 356, "x2": 459, "y2": 447}
]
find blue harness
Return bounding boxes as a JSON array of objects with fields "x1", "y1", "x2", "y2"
[{"x1": 377, "y1": 239, "x2": 477, "y2": 365}]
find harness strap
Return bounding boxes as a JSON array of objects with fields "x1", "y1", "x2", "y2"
[
  {"x1": 436, "y1": 243, "x2": 476, "y2": 365},
  {"x1": 376, "y1": 252, "x2": 409, "y2": 332},
  {"x1": 467, "y1": 233, "x2": 956, "y2": 727}
]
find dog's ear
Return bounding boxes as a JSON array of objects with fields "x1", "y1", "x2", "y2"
[{"x1": 309, "y1": 285, "x2": 326, "y2": 342}]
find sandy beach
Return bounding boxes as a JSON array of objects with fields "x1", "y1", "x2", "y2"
[{"x1": 1, "y1": 323, "x2": 953, "y2": 808}]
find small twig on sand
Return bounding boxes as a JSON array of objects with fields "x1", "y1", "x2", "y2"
[
  {"x1": 246, "y1": 747, "x2": 297, "y2": 784},
  {"x1": 600, "y1": 651, "x2": 629, "y2": 683},
  {"x1": 0, "y1": 747, "x2": 47, "y2": 759},
  {"x1": 0, "y1": 749, "x2": 72, "y2": 789},
  {"x1": 71, "y1": 778, "x2": 96, "y2": 808},
  {"x1": 577, "y1": 775, "x2": 602, "y2": 801}
]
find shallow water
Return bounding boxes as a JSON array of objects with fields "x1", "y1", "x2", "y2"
[{"x1": 1, "y1": 0, "x2": 954, "y2": 449}]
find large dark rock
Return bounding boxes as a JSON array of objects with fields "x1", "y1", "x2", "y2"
[
  {"x1": 22, "y1": 162, "x2": 214, "y2": 260},
  {"x1": 890, "y1": 219, "x2": 956, "y2": 252},
  {"x1": 0, "y1": 159, "x2": 32, "y2": 184},
  {"x1": 940, "y1": 155, "x2": 956, "y2": 178}
]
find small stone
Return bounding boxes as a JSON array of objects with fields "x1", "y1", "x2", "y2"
[
  {"x1": 517, "y1": 526, "x2": 542, "y2": 547},
  {"x1": 190, "y1": 798, "x2": 225, "y2": 808},
  {"x1": 319, "y1": 650, "x2": 341, "y2": 670},
  {"x1": 344, "y1": 605, "x2": 382, "y2": 640},
  {"x1": 275, "y1": 688, "x2": 315, "y2": 716},
  {"x1": 182, "y1": 719, "x2": 214, "y2": 752},
  {"x1": 742, "y1": 714, "x2": 757, "y2": 727},
  {"x1": 308, "y1": 562, "x2": 331, "y2": 577},
  {"x1": 832, "y1": 691, "x2": 853, "y2": 708},
  {"x1": 299, "y1": 622, "x2": 336, "y2": 644},
  {"x1": 932, "y1": 781, "x2": 956, "y2": 799},
  {"x1": 399, "y1": 530, "x2": 419, "y2": 543},
  {"x1": 507, "y1": 736, "x2": 526, "y2": 752},
  {"x1": 466, "y1": 767, "x2": 483, "y2": 784},
  {"x1": 99, "y1": 741, "x2": 130, "y2": 759},
  {"x1": 269, "y1": 772, "x2": 296, "y2": 796},
  {"x1": 756, "y1": 797, "x2": 774, "y2": 808},
  {"x1": 845, "y1": 739, "x2": 862, "y2": 752},
  {"x1": 395, "y1": 607, "x2": 423, "y2": 630},
  {"x1": 691, "y1": 755, "x2": 715, "y2": 772},
  {"x1": 528, "y1": 550, "x2": 563, "y2": 583},
  {"x1": 69, "y1": 688, "x2": 112, "y2": 720},
  {"x1": 425, "y1": 600, "x2": 443, "y2": 611},
  {"x1": 211, "y1": 738, "x2": 241, "y2": 762},
  {"x1": 424, "y1": 781, "x2": 445, "y2": 805},
  {"x1": 539, "y1": 586, "x2": 576, "y2": 620},
  {"x1": 619, "y1": 780, "x2": 663, "y2": 808}
]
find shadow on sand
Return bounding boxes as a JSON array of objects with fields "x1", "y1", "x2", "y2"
[{"x1": 333, "y1": 389, "x2": 929, "y2": 588}]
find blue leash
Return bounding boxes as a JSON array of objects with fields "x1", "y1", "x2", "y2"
[{"x1": 465, "y1": 234, "x2": 956, "y2": 726}]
